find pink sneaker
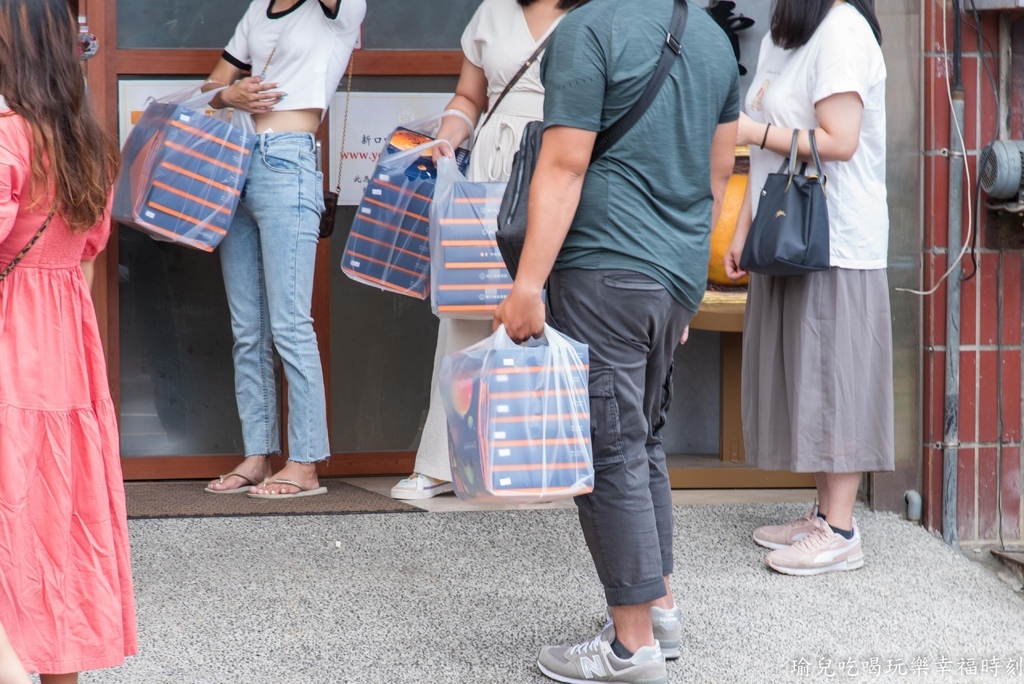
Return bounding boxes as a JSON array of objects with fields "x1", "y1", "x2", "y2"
[
  {"x1": 752, "y1": 506, "x2": 821, "y2": 550},
  {"x1": 764, "y1": 517, "x2": 864, "y2": 576}
]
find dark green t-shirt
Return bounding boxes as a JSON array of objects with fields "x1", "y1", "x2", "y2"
[{"x1": 541, "y1": 0, "x2": 740, "y2": 311}]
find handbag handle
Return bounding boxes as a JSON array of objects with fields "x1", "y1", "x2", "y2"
[{"x1": 781, "y1": 129, "x2": 826, "y2": 194}]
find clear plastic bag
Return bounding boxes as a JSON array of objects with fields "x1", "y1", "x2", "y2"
[
  {"x1": 113, "y1": 86, "x2": 256, "y2": 252},
  {"x1": 440, "y1": 324, "x2": 594, "y2": 504},
  {"x1": 341, "y1": 111, "x2": 473, "y2": 299},
  {"x1": 429, "y1": 156, "x2": 513, "y2": 319}
]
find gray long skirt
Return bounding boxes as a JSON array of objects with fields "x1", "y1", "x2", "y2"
[{"x1": 741, "y1": 268, "x2": 895, "y2": 473}]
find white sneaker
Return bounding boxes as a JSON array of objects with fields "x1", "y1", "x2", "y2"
[
  {"x1": 390, "y1": 473, "x2": 454, "y2": 500},
  {"x1": 764, "y1": 517, "x2": 864, "y2": 576},
  {"x1": 752, "y1": 506, "x2": 821, "y2": 550}
]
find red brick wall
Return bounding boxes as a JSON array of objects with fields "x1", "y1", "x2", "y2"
[{"x1": 921, "y1": 2, "x2": 1022, "y2": 545}]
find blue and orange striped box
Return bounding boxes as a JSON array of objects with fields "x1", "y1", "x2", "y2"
[
  {"x1": 342, "y1": 127, "x2": 469, "y2": 299},
  {"x1": 440, "y1": 332, "x2": 594, "y2": 504},
  {"x1": 114, "y1": 102, "x2": 253, "y2": 252},
  {"x1": 431, "y1": 179, "x2": 514, "y2": 318}
]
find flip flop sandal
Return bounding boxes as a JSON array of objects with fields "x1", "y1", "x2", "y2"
[
  {"x1": 246, "y1": 478, "x2": 328, "y2": 500},
  {"x1": 204, "y1": 471, "x2": 260, "y2": 495}
]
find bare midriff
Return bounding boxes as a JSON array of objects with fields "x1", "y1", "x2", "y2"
[{"x1": 254, "y1": 108, "x2": 322, "y2": 134}]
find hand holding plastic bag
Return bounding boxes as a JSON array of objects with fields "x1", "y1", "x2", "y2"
[
  {"x1": 152, "y1": 84, "x2": 257, "y2": 135},
  {"x1": 113, "y1": 82, "x2": 256, "y2": 252},
  {"x1": 341, "y1": 110, "x2": 474, "y2": 299},
  {"x1": 439, "y1": 324, "x2": 594, "y2": 504}
]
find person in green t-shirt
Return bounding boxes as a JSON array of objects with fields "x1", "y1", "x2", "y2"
[{"x1": 494, "y1": 0, "x2": 740, "y2": 681}]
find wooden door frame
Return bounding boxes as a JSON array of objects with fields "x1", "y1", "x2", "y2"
[
  {"x1": 88, "y1": 1, "x2": 809, "y2": 488},
  {"x1": 87, "y1": 0, "x2": 459, "y2": 479}
]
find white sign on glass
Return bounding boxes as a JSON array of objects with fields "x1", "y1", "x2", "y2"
[
  {"x1": 328, "y1": 92, "x2": 456, "y2": 205},
  {"x1": 117, "y1": 79, "x2": 212, "y2": 147}
]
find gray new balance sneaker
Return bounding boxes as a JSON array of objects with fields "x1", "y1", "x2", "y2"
[
  {"x1": 603, "y1": 606, "x2": 682, "y2": 660},
  {"x1": 537, "y1": 633, "x2": 667, "y2": 684},
  {"x1": 650, "y1": 605, "x2": 681, "y2": 660},
  {"x1": 602, "y1": 606, "x2": 684, "y2": 659}
]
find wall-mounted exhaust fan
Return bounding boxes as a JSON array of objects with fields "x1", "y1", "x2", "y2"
[{"x1": 980, "y1": 140, "x2": 1024, "y2": 209}]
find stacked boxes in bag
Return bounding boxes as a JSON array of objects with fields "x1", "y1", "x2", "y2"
[
  {"x1": 440, "y1": 332, "x2": 594, "y2": 504},
  {"x1": 432, "y1": 179, "x2": 513, "y2": 318},
  {"x1": 342, "y1": 128, "x2": 469, "y2": 299},
  {"x1": 114, "y1": 102, "x2": 253, "y2": 252}
]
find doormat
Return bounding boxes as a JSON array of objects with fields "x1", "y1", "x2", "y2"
[{"x1": 125, "y1": 479, "x2": 424, "y2": 519}]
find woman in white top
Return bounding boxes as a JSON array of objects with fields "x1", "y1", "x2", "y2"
[
  {"x1": 390, "y1": 0, "x2": 588, "y2": 500},
  {"x1": 202, "y1": 0, "x2": 365, "y2": 498},
  {"x1": 725, "y1": 0, "x2": 893, "y2": 575}
]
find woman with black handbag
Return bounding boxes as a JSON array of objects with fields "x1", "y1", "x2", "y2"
[
  {"x1": 202, "y1": 0, "x2": 365, "y2": 498},
  {"x1": 724, "y1": 0, "x2": 893, "y2": 576},
  {"x1": 390, "y1": 0, "x2": 589, "y2": 501}
]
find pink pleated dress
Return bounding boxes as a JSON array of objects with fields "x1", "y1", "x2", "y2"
[{"x1": 0, "y1": 114, "x2": 137, "y2": 673}]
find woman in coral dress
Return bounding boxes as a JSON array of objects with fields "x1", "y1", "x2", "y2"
[{"x1": 0, "y1": 0, "x2": 138, "y2": 681}]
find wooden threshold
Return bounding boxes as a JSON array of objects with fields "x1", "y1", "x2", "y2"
[
  {"x1": 123, "y1": 451, "x2": 814, "y2": 490},
  {"x1": 667, "y1": 454, "x2": 816, "y2": 489}
]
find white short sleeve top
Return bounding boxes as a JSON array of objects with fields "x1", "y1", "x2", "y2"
[
  {"x1": 460, "y1": 0, "x2": 561, "y2": 116},
  {"x1": 459, "y1": 0, "x2": 561, "y2": 181},
  {"x1": 745, "y1": 3, "x2": 889, "y2": 269},
  {"x1": 223, "y1": 0, "x2": 366, "y2": 119}
]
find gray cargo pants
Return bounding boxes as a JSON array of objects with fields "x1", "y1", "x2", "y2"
[{"x1": 547, "y1": 268, "x2": 696, "y2": 607}]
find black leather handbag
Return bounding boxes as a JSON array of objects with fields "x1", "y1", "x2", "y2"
[
  {"x1": 739, "y1": 129, "x2": 831, "y2": 277},
  {"x1": 495, "y1": 0, "x2": 688, "y2": 279}
]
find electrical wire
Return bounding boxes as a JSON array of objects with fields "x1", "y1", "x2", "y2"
[{"x1": 895, "y1": 2, "x2": 974, "y2": 297}]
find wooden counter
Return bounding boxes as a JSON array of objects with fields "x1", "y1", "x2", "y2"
[{"x1": 671, "y1": 288, "x2": 815, "y2": 489}]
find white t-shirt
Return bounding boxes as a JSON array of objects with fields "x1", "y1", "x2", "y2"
[
  {"x1": 223, "y1": 0, "x2": 365, "y2": 118},
  {"x1": 745, "y1": 3, "x2": 888, "y2": 269}
]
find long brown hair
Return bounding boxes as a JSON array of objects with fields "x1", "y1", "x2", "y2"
[{"x1": 0, "y1": 0, "x2": 119, "y2": 232}]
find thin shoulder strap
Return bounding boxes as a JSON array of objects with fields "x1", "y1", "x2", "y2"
[
  {"x1": 591, "y1": 0, "x2": 688, "y2": 162},
  {"x1": 0, "y1": 208, "x2": 57, "y2": 284},
  {"x1": 475, "y1": 34, "x2": 553, "y2": 140}
]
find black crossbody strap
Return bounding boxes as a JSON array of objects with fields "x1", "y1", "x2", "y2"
[
  {"x1": 475, "y1": 34, "x2": 553, "y2": 143},
  {"x1": 591, "y1": 0, "x2": 688, "y2": 162}
]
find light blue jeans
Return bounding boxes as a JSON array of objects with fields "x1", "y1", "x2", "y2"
[{"x1": 219, "y1": 132, "x2": 329, "y2": 463}]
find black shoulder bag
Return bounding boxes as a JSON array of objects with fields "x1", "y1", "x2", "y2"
[
  {"x1": 738, "y1": 129, "x2": 831, "y2": 277},
  {"x1": 494, "y1": 0, "x2": 689, "y2": 279}
]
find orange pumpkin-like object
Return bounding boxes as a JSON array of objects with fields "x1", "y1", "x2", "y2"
[{"x1": 707, "y1": 171, "x2": 749, "y2": 287}]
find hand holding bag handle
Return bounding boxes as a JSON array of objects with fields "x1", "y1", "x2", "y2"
[{"x1": 738, "y1": 128, "x2": 831, "y2": 277}]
